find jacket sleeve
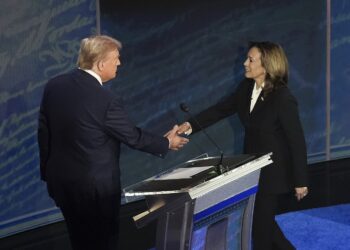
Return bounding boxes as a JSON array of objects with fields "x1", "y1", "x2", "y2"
[
  {"x1": 37, "y1": 90, "x2": 50, "y2": 181},
  {"x1": 104, "y1": 97, "x2": 169, "y2": 158},
  {"x1": 189, "y1": 81, "x2": 246, "y2": 133},
  {"x1": 277, "y1": 89, "x2": 308, "y2": 187}
]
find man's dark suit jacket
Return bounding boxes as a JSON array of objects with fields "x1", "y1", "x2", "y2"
[
  {"x1": 38, "y1": 69, "x2": 169, "y2": 207},
  {"x1": 189, "y1": 79, "x2": 308, "y2": 194}
]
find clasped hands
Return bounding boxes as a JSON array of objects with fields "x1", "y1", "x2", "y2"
[{"x1": 164, "y1": 123, "x2": 192, "y2": 150}]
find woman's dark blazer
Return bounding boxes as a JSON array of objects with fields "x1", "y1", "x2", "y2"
[{"x1": 189, "y1": 79, "x2": 308, "y2": 194}]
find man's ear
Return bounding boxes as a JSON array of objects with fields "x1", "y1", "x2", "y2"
[{"x1": 97, "y1": 60, "x2": 104, "y2": 71}]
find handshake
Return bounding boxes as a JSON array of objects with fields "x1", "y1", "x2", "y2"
[{"x1": 164, "y1": 122, "x2": 192, "y2": 151}]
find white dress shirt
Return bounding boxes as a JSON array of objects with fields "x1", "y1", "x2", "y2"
[{"x1": 250, "y1": 82, "x2": 264, "y2": 113}]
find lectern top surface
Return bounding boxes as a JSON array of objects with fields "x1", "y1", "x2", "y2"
[{"x1": 124, "y1": 154, "x2": 257, "y2": 194}]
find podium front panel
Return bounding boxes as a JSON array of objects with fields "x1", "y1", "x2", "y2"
[
  {"x1": 191, "y1": 198, "x2": 249, "y2": 250},
  {"x1": 125, "y1": 153, "x2": 272, "y2": 250}
]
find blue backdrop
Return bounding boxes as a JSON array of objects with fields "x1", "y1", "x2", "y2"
[
  {"x1": 0, "y1": 0, "x2": 97, "y2": 237},
  {"x1": 331, "y1": 1, "x2": 350, "y2": 159}
]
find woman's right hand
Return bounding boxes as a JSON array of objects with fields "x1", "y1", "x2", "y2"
[{"x1": 177, "y1": 122, "x2": 192, "y2": 135}]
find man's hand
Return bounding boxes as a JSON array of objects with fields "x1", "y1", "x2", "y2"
[
  {"x1": 295, "y1": 186, "x2": 308, "y2": 201},
  {"x1": 177, "y1": 122, "x2": 192, "y2": 135},
  {"x1": 165, "y1": 125, "x2": 189, "y2": 150}
]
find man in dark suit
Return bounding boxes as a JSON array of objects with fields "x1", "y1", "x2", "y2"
[
  {"x1": 178, "y1": 42, "x2": 308, "y2": 249},
  {"x1": 37, "y1": 35, "x2": 188, "y2": 250}
]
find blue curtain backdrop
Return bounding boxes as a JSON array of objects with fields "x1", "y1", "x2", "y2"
[
  {"x1": 0, "y1": 0, "x2": 97, "y2": 237},
  {"x1": 331, "y1": 1, "x2": 350, "y2": 159}
]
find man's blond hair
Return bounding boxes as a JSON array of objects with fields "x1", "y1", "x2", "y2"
[{"x1": 77, "y1": 35, "x2": 122, "y2": 69}]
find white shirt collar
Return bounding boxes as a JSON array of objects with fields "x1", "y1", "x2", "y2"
[
  {"x1": 81, "y1": 68, "x2": 103, "y2": 85},
  {"x1": 254, "y1": 81, "x2": 265, "y2": 90}
]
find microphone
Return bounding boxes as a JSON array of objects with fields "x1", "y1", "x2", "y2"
[{"x1": 179, "y1": 103, "x2": 226, "y2": 175}]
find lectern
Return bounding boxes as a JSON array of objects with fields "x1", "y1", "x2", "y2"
[{"x1": 124, "y1": 153, "x2": 272, "y2": 250}]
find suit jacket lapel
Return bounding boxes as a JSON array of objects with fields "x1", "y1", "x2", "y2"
[
  {"x1": 244, "y1": 81, "x2": 255, "y2": 119},
  {"x1": 250, "y1": 90, "x2": 267, "y2": 117}
]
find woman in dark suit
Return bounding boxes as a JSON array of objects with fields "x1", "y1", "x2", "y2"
[{"x1": 178, "y1": 41, "x2": 308, "y2": 250}]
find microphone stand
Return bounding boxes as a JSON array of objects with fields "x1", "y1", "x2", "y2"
[{"x1": 180, "y1": 103, "x2": 226, "y2": 175}]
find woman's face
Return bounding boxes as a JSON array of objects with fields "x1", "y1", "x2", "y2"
[{"x1": 244, "y1": 47, "x2": 266, "y2": 84}]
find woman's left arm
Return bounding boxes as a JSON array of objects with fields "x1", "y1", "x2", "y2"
[{"x1": 277, "y1": 88, "x2": 309, "y2": 198}]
